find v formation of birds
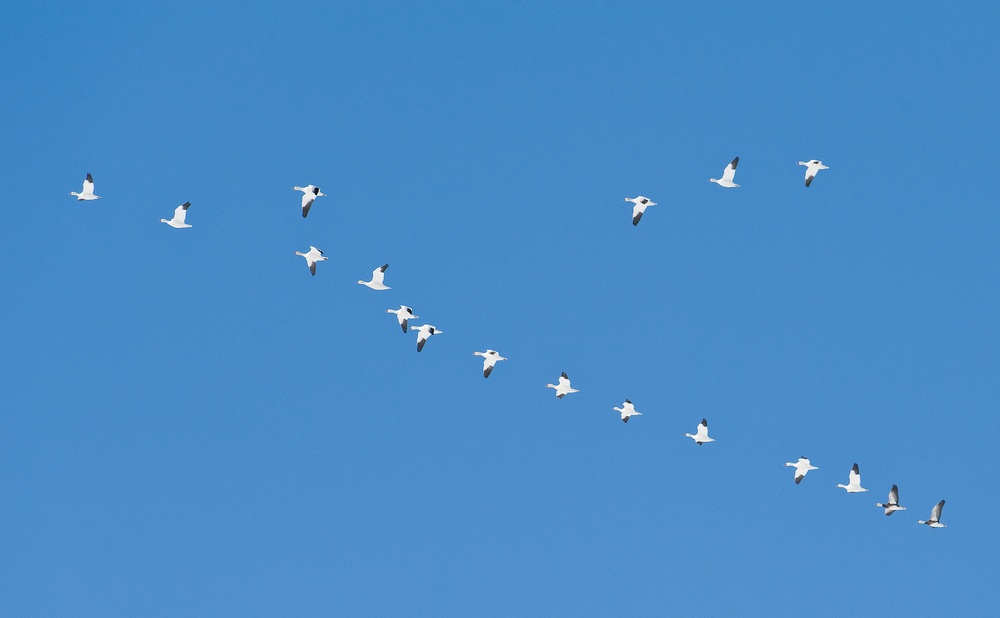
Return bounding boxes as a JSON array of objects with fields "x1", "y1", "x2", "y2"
[{"x1": 69, "y1": 162, "x2": 948, "y2": 529}]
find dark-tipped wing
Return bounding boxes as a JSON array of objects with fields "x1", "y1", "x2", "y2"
[
  {"x1": 309, "y1": 261, "x2": 317, "y2": 276},
  {"x1": 484, "y1": 365, "x2": 493, "y2": 378},
  {"x1": 805, "y1": 174, "x2": 814, "y2": 187}
]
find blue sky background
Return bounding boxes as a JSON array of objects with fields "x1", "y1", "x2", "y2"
[{"x1": 2, "y1": 1, "x2": 998, "y2": 615}]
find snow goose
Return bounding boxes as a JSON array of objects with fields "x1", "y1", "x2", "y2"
[
  {"x1": 70, "y1": 173, "x2": 100, "y2": 200},
  {"x1": 917, "y1": 500, "x2": 947, "y2": 528},
  {"x1": 613, "y1": 399, "x2": 642, "y2": 423},
  {"x1": 160, "y1": 202, "x2": 192, "y2": 228},
  {"x1": 358, "y1": 264, "x2": 390, "y2": 290},
  {"x1": 685, "y1": 418, "x2": 715, "y2": 445},
  {"x1": 797, "y1": 160, "x2": 829, "y2": 187},
  {"x1": 410, "y1": 324, "x2": 442, "y2": 352},
  {"x1": 785, "y1": 457, "x2": 819, "y2": 484},
  {"x1": 546, "y1": 372, "x2": 579, "y2": 399},
  {"x1": 386, "y1": 305, "x2": 418, "y2": 333},
  {"x1": 474, "y1": 349, "x2": 507, "y2": 378},
  {"x1": 875, "y1": 484, "x2": 906, "y2": 516},
  {"x1": 294, "y1": 245, "x2": 328, "y2": 276},
  {"x1": 836, "y1": 463, "x2": 869, "y2": 493},
  {"x1": 294, "y1": 185, "x2": 326, "y2": 218},
  {"x1": 709, "y1": 157, "x2": 740, "y2": 188},
  {"x1": 623, "y1": 196, "x2": 657, "y2": 226}
]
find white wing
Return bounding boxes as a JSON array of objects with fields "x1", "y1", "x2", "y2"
[
  {"x1": 83, "y1": 173, "x2": 95, "y2": 194},
  {"x1": 930, "y1": 500, "x2": 944, "y2": 522},
  {"x1": 173, "y1": 203, "x2": 189, "y2": 224},
  {"x1": 721, "y1": 157, "x2": 739, "y2": 182}
]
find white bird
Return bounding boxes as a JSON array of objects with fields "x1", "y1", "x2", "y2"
[
  {"x1": 293, "y1": 185, "x2": 326, "y2": 218},
  {"x1": 70, "y1": 173, "x2": 100, "y2": 200},
  {"x1": 797, "y1": 159, "x2": 829, "y2": 187},
  {"x1": 160, "y1": 202, "x2": 192, "y2": 228},
  {"x1": 546, "y1": 372, "x2": 579, "y2": 399},
  {"x1": 685, "y1": 418, "x2": 715, "y2": 445},
  {"x1": 410, "y1": 324, "x2": 442, "y2": 352},
  {"x1": 836, "y1": 463, "x2": 869, "y2": 493},
  {"x1": 709, "y1": 157, "x2": 740, "y2": 188},
  {"x1": 623, "y1": 196, "x2": 657, "y2": 226},
  {"x1": 294, "y1": 245, "x2": 328, "y2": 276},
  {"x1": 613, "y1": 399, "x2": 642, "y2": 423},
  {"x1": 474, "y1": 349, "x2": 507, "y2": 378},
  {"x1": 875, "y1": 484, "x2": 907, "y2": 516},
  {"x1": 917, "y1": 500, "x2": 947, "y2": 528},
  {"x1": 785, "y1": 457, "x2": 819, "y2": 484},
  {"x1": 358, "y1": 264, "x2": 390, "y2": 290},
  {"x1": 386, "y1": 305, "x2": 418, "y2": 333}
]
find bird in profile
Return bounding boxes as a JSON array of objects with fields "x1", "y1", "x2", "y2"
[
  {"x1": 875, "y1": 484, "x2": 907, "y2": 516},
  {"x1": 917, "y1": 500, "x2": 947, "y2": 528},
  {"x1": 411, "y1": 324, "x2": 442, "y2": 352},
  {"x1": 709, "y1": 157, "x2": 740, "y2": 188},
  {"x1": 160, "y1": 202, "x2": 192, "y2": 228},
  {"x1": 685, "y1": 418, "x2": 715, "y2": 445},
  {"x1": 797, "y1": 159, "x2": 829, "y2": 187},
  {"x1": 294, "y1": 245, "x2": 328, "y2": 276},
  {"x1": 386, "y1": 305, "x2": 418, "y2": 333},
  {"x1": 70, "y1": 173, "x2": 101, "y2": 200},
  {"x1": 613, "y1": 399, "x2": 642, "y2": 423},
  {"x1": 358, "y1": 264, "x2": 391, "y2": 290},
  {"x1": 785, "y1": 457, "x2": 819, "y2": 484},
  {"x1": 623, "y1": 196, "x2": 657, "y2": 226},
  {"x1": 473, "y1": 349, "x2": 507, "y2": 378},
  {"x1": 293, "y1": 185, "x2": 326, "y2": 218},
  {"x1": 836, "y1": 463, "x2": 869, "y2": 493},
  {"x1": 546, "y1": 372, "x2": 579, "y2": 399}
]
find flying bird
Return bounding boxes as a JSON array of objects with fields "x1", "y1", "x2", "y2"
[
  {"x1": 473, "y1": 349, "x2": 507, "y2": 378},
  {"x1": 545, "y1": 372, "x2": 579, "y2": 399},
  {"x1": 709, "y1": 157, "x2": 740, "y2": 188},
  {"x1": 160, "y1": 202, "x2": 192, "y2": 228},
  {"x1": 410, "y1": 324, "x2": 442, "y2": 352},
  {"x1": 875, "y1": 484, "x2": 907, "y2": 516},
  {"x1": 917, "y1": 500, "x2": 947, "y2": 528},
  {"x1": 358, "y1": 264, "x2": 390, "y2": 290},
  {"x1": 797, "y1": 159, "x2": 829, "y2": 187},
  {"x1": 623, "y1": 196, "x2": 657, "y2": 226},
  {"x1": 836, "y1": 463, "x2": 869, "y2": 493},
  {"x1": 293, "y1": 185, "x2": 326, "y2": 218},
  {"x1": 294, "y1": 245, "x2": 328, "y2": 276},
  {"x1": 386, "y1": 305, "x2": 418, "y2": 333},
  {"x1": 785, "y1": 457, "x2": 819, "y2": 484},
  {"x1": 613, "y1": 399, "x2": 642, "y2": 423},
  {"x1": 70, "y1": 173, "x2": 100, "y2": 200},
  {"x1": 685, "y1": 418, "x2": 715, "y2": 445}
]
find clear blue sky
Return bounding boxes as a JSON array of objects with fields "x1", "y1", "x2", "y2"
[{"x1": 2, "y1": 2, "x2": 998, "y2": 615}]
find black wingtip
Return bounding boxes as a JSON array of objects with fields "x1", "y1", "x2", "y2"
[
  {"x1": 795, "y1": 476, "x2": 802, "y2": 484},
  {"x1": 380, "y1": 264, "x2": 389, "y2": 271},
  {"x1": 86, "y1": 172, "x2": 93, "y2": 181},
  {"x1": 622, "y1": 416, "x2": 628, "y2": 423},
  {"x1": 561, "y1": 372, "x2": 568, "y2": 379},
  {"x1": 701, "y1": 418, "x2": 708, "y2": 426},
  {"x1": 181, "y1": 202, "x2": 191, "y2": 209}
]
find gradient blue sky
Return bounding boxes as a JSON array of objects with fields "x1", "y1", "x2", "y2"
[{"x1": 2, "y1": 2, "x2": 998, "y2": 616}]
